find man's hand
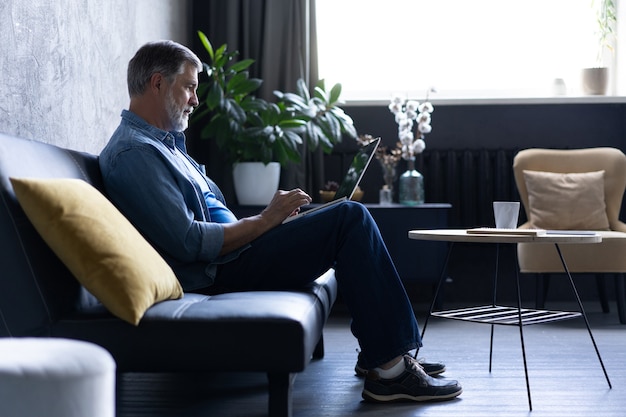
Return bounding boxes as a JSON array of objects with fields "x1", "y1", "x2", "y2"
[
  {"x1": 261, "y1": 189, "x2": 312, "y2": 225},
  {"x1": 220, "y1": 189, "x2": 311, "y2": 255}
]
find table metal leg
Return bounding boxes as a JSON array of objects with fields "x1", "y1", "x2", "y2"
[
  {"x1": 513, "y1": 248, "x2": 533, "y2": 411},
  {"x1": 489, "y1": 244, "x2": 500, "y2": 373},
  {"x1": 554, "y1": 243, "x2": 612, "y2": 389}
]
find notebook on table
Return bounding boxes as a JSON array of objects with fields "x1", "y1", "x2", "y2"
[
  {"x1": 466, "y1": 227, "x2": 598, "y2": 236},
  {"x1": 466, "y1": 227, "x2": 547, "y2": 236},
  {"x1": 282, "y1": 137, "x2": 381, "y2": 224}
]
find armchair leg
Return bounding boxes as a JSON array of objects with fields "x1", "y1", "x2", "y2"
[
  {"x1": 615, "y1": 273, "x2": 626, "y2": 324},
  {"x1": 595, "y1": 273, "x2": 611, "y2": 313},
  {"x1": 535, "y1": 273, "x2": 550, "y2": 309}
]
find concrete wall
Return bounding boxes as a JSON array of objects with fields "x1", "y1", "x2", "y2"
[{"x1": 0, "y1": 0, "x2": 190, "y2": 154}]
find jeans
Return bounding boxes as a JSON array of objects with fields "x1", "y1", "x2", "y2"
[{"x1": 216, "y1": 201, "x2": 422, "y2": 369}]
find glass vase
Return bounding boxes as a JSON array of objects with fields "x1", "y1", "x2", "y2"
[
  {"x1": 379, "y1": 185, "x2": 393, "y2": 205},
  {"x1": 399, "y1": 158, "x2": 424, "y2": 205}
]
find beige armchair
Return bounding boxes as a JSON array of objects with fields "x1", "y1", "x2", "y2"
[{"x1": 513, "y1": 147, "x2": 626, "y2": 324}]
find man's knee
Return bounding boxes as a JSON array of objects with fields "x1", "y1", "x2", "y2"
[{"x1": 337, "y1": 201, "x2": 375, "y2": 226}]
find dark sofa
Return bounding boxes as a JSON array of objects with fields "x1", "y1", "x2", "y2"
[{"x1": 0, "y1": 133, "x2": 337, "y2": 417}]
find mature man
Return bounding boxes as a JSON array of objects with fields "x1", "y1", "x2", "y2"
[{"x1": 99, "y1": 40, "x2": 462, "y2": 403}]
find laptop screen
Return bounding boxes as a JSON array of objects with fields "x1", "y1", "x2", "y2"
[{"x1": 334, "y1": 138, "x2": 380, "y2": 200}]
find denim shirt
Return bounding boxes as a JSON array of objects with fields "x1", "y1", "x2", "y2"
[{"x1": 99, "y1": 110, "x2": 248, "y2": 290}]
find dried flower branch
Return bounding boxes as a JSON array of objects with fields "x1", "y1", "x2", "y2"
[{"x1": 357, "y1": 134, "x2": 402, "y2": 189}]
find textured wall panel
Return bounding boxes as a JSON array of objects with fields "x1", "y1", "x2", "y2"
[{"x1": 0, "y1": 0, "x2": 189, "y2": 154}]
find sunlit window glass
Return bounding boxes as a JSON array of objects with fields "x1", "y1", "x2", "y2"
[{"x1": 316, "y1": 0, "x2": 607, "y2": 100}]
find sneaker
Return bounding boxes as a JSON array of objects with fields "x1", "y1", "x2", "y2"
[
  {"x1": 362, "y1": 355, "x2": 462, "y2": 403},
  {"x1": 355, "y1": 352, "x2": 446, "y2": 377}
]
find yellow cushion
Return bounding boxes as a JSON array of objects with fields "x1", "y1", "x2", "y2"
[
  {"x1": 522, "y1": 170, "x2": 609, "y2": 230},
  {"x1": 10, "y1": 177, "x2": 183, "y2": 325}
]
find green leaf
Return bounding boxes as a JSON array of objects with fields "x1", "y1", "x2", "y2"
[
  {"x1": 328, "y1": 83, "x2": 342, "y2": 104},
  {"x1": 296, "y1": 79, "x2": 311, "y2": 101},
  {"x1": 206, "y1": 82, "x2": 223, "y2": 109},
  {"x1": 197, "y1": 31, "x2": 214, "y2": 60},
  {"x1": 229, "y1": 76, "x2": 262, "y2": 96},
  {"x1": 226, "y1": 72, "x2": 249, "y2": 94},
  {"x1": 313, "y1": 84, "x2": 328, "y2": 102},
  {"x1": 273, "y1": 145, "x2": 288, "y2": 165},
  {"x1": 280, "y1": 92, "x2": 308, "y2": 108},
  {"x1": 241, "y1": 96, "x2": 268, "y2": 113},
  {"x1": 278, "y1": 119, "x2": 308, "y2": 129},
  {"x1": 317, "y1": 114, "x2": 341, "y2": 142},
  {"x1": 226, "y1": 98, "x2": 247, "y2": 123},
  {"x1": 317, "y1": 135, "x2": 334, "y2": 153},
  {"x1": 304, "y1": 123, "x2": 320, "y2": 149},
  {"x1": 214, "y1": 54, "x2": 229, "y2": 72},
  {"x1": 204, "y1": 114, "x2": 231, "y2": 141},
  {"x1": 230, "y1": 58, "x2": 256, "y2": 73},
  {"x1": 202, "y1": 62, "x2": 212, "y2": 78},
  {"x1": 329, "y1": 108, "x2": 356, "y2": 138},
  {"x1": 240, "y1": 126, "x2": 273, "y2": 144},
  {"x1": 267, "y1": 102, "x2": 282, "y2": 120},
  {"x1": 196, "y1": 82, "x2": 209, "y2": 100},
  {"x1": 283, "y1": 130, "x2": 304, "y2": 147},
  {"x1": 214, "y1": 44, "x2": 227, "y2": 61}
]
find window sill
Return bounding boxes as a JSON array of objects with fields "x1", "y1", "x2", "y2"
[{"x1": 346, "y1": 96, "x2": 626, "y2": 107}]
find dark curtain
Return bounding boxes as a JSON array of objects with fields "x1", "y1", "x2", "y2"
[{"x1": 187, "y1": 0, "x2": 323, "y2": 205}]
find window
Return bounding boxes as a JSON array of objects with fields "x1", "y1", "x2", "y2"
[{"x1": 316, "y1": 0, "x2": 618, "y2": 101}]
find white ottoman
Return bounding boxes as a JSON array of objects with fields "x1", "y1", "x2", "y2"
[{"x1": 0, "y1": 338, "x2": 116, "y2": 417}]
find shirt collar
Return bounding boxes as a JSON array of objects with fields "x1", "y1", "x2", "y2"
[{"x1": 120, "y1": 109, "x2": 187, "y2": 152}]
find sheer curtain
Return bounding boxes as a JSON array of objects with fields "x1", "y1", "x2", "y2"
[{"x1": 189, "y1": 0, "x2": 323, "y2": 202}]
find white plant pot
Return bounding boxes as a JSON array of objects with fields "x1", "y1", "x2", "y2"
[
  {"x1": 582, "y1": 67, "x2": 608, "y2": 95},
  {"x1": 232, "y1": 162, "x2": 280, "y2": 206}
]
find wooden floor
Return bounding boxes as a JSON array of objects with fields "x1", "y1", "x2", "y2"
[{"x1": 117, "y1": 302, "x2": 626, "y2": 417}]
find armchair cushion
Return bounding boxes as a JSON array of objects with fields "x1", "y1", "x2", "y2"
[
  {"x1": 10, "y1": 177, "x2": 183, "y2": 326},
  {"x1": 523, "y1": 169, "x2": 609, "y2": 230}
]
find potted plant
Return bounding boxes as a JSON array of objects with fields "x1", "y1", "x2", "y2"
[
  {"x1": 191, "y1": 31, "x2": 356, "y2": 205},
  {"x1": 319, "y1": 180, "x2": 363, "y2": 203},
  {"x1": 582, "y1": 0, "x2": 616, "y2": 95}
]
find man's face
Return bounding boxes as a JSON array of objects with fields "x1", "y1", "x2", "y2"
[{"x1": 164, "y1": 62, "x2": 199, "y2": 132}]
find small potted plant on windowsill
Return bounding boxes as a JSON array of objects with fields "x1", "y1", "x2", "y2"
[
  {"x1": 191, "y1": 31, "x2": 356, "y2": 205},
  {"x1": 319, "y1": 180, "x2": 363, "y2": 203},
  {"x1": 582, "y1": 0, "x2": 616, "y2": 95}
]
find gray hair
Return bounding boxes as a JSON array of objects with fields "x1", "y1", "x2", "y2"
[{"x1": 127, "y1": 40, "x2": 202, "y2": 97}]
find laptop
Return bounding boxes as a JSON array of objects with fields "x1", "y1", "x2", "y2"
[{"x1": 283, "y1": 137, "x2": 380, "y2": 223}]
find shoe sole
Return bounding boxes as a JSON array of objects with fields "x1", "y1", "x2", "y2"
[
  {"x1": 355, "y1": 366, "x2": 446, "y2": 378},
  {"x1": 362, "y1": 387, "x2": 462, "y2": 403}
]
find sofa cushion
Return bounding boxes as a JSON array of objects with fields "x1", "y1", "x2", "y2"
[
  {"x1": 10, "y1": 177, "x2": 183, "y2": 325},
  {"x1": 522, "y1": 169, "x2": 609, "y2": 230},
  {"x1": 52, "y1": 269, "x2": 337, "y2": 373}
]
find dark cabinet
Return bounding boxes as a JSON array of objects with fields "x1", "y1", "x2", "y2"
[{"x1": 363, "y1": 204, "x2": 450, "y2": 283}]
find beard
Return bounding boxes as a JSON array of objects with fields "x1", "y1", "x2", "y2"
[{"x1": 165, "y1": 90, "x2": 192, "y2": 132}]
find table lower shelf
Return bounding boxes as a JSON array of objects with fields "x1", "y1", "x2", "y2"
[{"x1": 431, "y1": 305, "x2": 582, "y2": 325}]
